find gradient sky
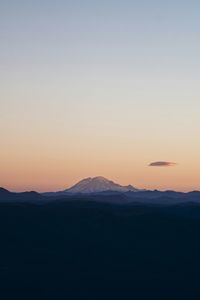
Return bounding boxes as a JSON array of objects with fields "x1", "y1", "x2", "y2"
[{"x1": 1, "y1": 0, "x2": 200, "y2": 192}]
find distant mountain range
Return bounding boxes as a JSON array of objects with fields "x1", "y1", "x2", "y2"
[
  {"x1": 1, "y1": 176, "x2": 200, "y2": 205},
  {"x1": 1, "y1": 185, "x2": 200, "y2": 299},
  {"x1": 0, "y1": 187, "x2": 43, "y2": 202}
]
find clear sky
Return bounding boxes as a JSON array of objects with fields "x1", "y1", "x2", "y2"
[{"x1": 1, "y1": 0, "x2": 200, "y2": 192}]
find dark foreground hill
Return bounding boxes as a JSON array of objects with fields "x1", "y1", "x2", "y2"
[{"x1": 1, "y1": 200, "x2": 200, "y2": 300}]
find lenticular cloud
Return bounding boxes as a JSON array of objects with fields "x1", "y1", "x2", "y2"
[{"x1": 149, "y1": 161, "x2": 177, "y2": 167}]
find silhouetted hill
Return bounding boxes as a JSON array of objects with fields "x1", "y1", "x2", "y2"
[
  {"x1": 0, "y1": 189, "x2": 44, "y2": 203},
  {"x1": 0, "y1": 187, "x2": 11, "y2": 194},
  {"x1": 1, "y1": 188, "x2": 200, "y2": 299},
  {"x1": 1, "y1": 187, "x2": 200, "y2": 205},
  {"x1": 1, "y1": 199, "x2": 200, "y2": 299}
]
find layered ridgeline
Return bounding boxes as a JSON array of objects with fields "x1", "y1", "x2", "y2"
[
  {"x1": 1, "y1": 177, "x2": 200, "y2": 204},
  {"x1": 1, "y1": 188, "x2": 200, "y2": 300},
  {"x1": 64, "y1": 176, "x2": 139, "y2": 194}
]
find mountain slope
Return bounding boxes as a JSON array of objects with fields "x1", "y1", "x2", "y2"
[
  {"x1": 0, "y1": 187, "x2": 11, "y2": 194},
  {"x1": 65, "y1": 176, "x2": 139, "y2": 194}
]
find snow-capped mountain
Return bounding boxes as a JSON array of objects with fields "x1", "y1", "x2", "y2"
[{"x1": 64, "y1": 176, "x2": 139, "y2": 194}]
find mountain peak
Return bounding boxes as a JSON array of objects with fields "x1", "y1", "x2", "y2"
[
  {"x1": 93, "y1": 176, "x2": 108, "y2": 180},
  {"x1": 65, "y1": 177, "x2": 139, "y2": 194}
]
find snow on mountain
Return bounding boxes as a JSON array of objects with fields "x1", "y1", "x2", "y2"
[{"x1": 65, "y1": 176, "x2": 139, "y2": 194}]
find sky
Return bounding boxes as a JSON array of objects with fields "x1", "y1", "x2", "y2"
[{"x1": 0, "y1": 0, "x2": 200, "y2": 192}]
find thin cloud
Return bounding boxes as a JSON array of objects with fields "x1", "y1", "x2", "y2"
[{"x1": 149, "y1": 161, "x2": 177, "y2": 167}]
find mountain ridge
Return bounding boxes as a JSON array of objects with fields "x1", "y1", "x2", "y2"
[{"x1": 64, "y1": 176, "x2": 139, "y2": 194}]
